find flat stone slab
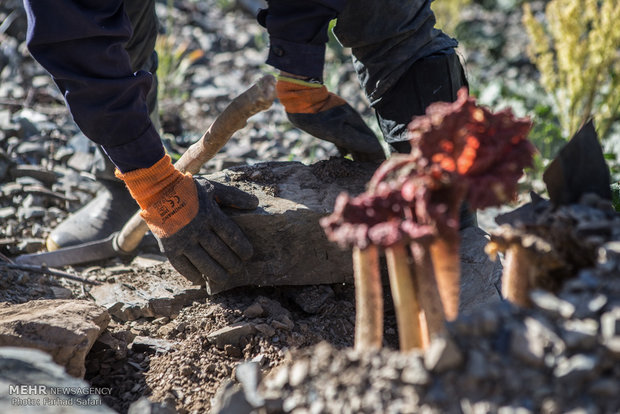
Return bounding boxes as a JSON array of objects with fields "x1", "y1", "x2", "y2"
[
  {"x1": 204, "y1": 158, "x2": 377, "y2": 294},
  {"x1": 0, "y1": 300, "x2": 109, "y2": 378},
  {"x1": 89, "y1": 269, "x2": 207, "y2": 322}
]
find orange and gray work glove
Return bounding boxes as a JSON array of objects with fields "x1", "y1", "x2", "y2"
[
  {"x1": 276, "y1": 75, "x2": 385, "y2": 161},
  {"x1": 116, "y1": 155, "x2": 258, "y2": 287}
]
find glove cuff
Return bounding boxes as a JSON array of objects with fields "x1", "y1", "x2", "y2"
[
  {"x1": 115, "y1": 154, "x2": 199, "y2": 238},
  {"x1": 276, "y1": 77, "x2": 346, "y2": 114}
]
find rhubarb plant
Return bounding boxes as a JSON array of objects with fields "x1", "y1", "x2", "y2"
[{"x1": 322, "y1": 87, "x2": 535, "y2": 351}]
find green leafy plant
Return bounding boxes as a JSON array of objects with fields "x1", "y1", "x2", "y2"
[
  {"x1": 155, "y1": 0, "x2": 204, "y2": 101},
  {"x1": 432, "y1": 0, "x2": 472, "y2": 34},
  {"x1": 611, "y1": 182, "x2": 620, "y2": 212},
  {"x1": 522, "y1": 0, "x2": 620, "y2": 141},
  {"x1": 155, "y1": 35, "x2": 204, "y2": 101}
]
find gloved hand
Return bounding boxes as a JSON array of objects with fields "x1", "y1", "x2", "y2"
[
  {"x1": 116, "y1": 155, "x2": 258, "y2": 287},
  {"x1": 277, "y1": 74, "x2": 386, "y2": 161}
]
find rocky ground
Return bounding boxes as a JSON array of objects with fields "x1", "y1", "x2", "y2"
[{"x1": 1, "y1": 1, "x2": 619, "y2": 414}]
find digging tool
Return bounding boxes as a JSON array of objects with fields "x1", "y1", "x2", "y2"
[
  {"x1": 543, "y1": 119, "x2": 612, "y2": 206},
  {"x1": 15, "y1": 75, "x2": 276, "y2": 267}
]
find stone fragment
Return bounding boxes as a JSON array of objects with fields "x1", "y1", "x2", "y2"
[
  {"x1": 424, "y1": 334, "x2": 464, "y2": 373},
  {"x1": 0, "y1": 347, "x2": 115, "y2": 413},
  {"x1": 288, "y1": 360, "x2": 309, "y2": 387},
  {"x1": 400, "y1": 357, "x2": 429, "y2": 385},
  {"x1": 130, "y1": 254, "x2": 167, "y2": 269},
  {"x1": 0, "y1": 206, "x2": 15, "y2": 219},
  {"x1": 589, "y1": 378, "x2": 620, "y2": 397},
  {"x1": 127, "y1": 397, "x2": 176, "y2": 414},
  {"x1": 0, "y1": 300, "x2": 109, "y2": 377},
  {"x1": 561, "y1": 319, "x2": 598, "y2": 350},
  {"x1": 89, "y1": 265, "x2": 207, "y2": 321},
  {"x1": 207, "y1": 323, "x2": 256, "y2": 349},
  {"x1": 131, "y1": 336, "x2": 176, "y2": 354},
  {"x1": 254, "y1": 323, "x2": 276, "y2": 338},
  {"x1": 243, "y1": 303, "x2": 264, "y2": 319},
  {"x1": 17, "y1": 206, "x2": 46, "y2": 220},
  {"x1": 530, "y1": 289, "x2": 576, "y2": 319},
  {"x1": 458, "y1": 226, "x2": 503, "y2": 314},
  {"x1": 211, "y1": 381, "x2": 253, "y2": 414},
  {"x1": 554, "y1": 354, "x2": 599, "y2": 384},
  {"x1": 271, "y1": 315, "x2": 294, "y2": 331},
  {"x1": 235, "y1": 361, "x2": 264, "y2": 408},
  {"x1": 50, "y1": 286, "x2": 73, "y2": 299},
  {"x1": 510, "y1": 316, "x2": 565, "y2": 368},
  {"x1": 202, "y1": 159, "x2": 375, "y2": 294},
  {"x1": 288, "y1": 285, "x2": 335, "y2": 314},
  {"x1": 601, "y1": 307, "x2": 620, "y2": 339}
]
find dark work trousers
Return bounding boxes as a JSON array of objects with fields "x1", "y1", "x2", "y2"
[
  {"x1": 374, "y1": 51, "x2": 468, "y2": 153},
  {"x1": 93, "y1": 0, "x2": 160, "y2": 182}
]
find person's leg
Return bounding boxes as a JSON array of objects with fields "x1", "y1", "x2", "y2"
[
  {"x1": 333, "y1": 0, "x2": 476, "y2": 228},
  {"x1": 374, "y1": 51, "x2": 468, "y2": 151},
  {"x1": 372, "y1": 52, "x2": 477, "y2": 229},
  {"x1": 47, "y1": 0, "x2": 160, "y2": 250}
]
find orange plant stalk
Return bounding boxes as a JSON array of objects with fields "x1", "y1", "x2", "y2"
[
  {"x1": 385, "y1": 242, "x2": 422, "y2": 351},
  {"x1": 352, "y1": 245, "x2": 383, "y2": 350}
]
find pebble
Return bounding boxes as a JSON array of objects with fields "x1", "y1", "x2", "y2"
[{"x1": 424, "y1": 334, "x2": 464, "y2": 373}]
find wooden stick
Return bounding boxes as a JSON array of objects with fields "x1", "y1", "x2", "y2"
[
  {"x1": 385, "y1": 243, "x2": 422, "y2": 351},
  {"x1": 115, "y1": 75, "x2": 276, "y2": 254},
  {"x1": 353, "y1": 245, "x2": 383, "y2": 351},
  {"x1": 429, "y1": 237, "x2": 461, "y2": 321},
  {"x1": 174, "y1": 75, "x2": 276, "y2": 174},
  {"x1": 410, "y1": 242, "x2": 445, "y2": 347}
]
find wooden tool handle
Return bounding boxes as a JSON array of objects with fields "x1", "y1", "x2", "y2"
[{"x1": 115, "y1": 75, "x2": 276, "y2": 254}]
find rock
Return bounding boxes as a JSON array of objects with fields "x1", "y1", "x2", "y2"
[
  {"x1": 16, "y1": 237, "x2": 45, "y2": 253},
  {"x1": 254, "y1": 323, "x2": 276, "y2": 338},
  {"x1": 0, "y1": 347, "x2": 115, "y2": 413},
  {"x1": 424, "y1": 334, "x2": 464, "y2": 373},
  {"x1": 201, "y1": 159, "x2": 376, "y2": 294},
  {"x1": 131, "y1": 337, "x2": 176, "y2": 354},
  {"x1": 0, "y1": 300, "x2": 109, "y2": 378},
  {"x1": 530, "y1": 290, "x2": 576, "y2": 319},
  {"x1": 271, "y1": 316, "x2": 294, "y2": 331},
  {"x1": 0, "y1": 206, "x2": 15, "y2": 219},
  {"x1": 561, "y1": 319, "x2": 598, "y2": 350},
  {"x1": 553, "y1": 354, "x2": 599, "y2": 384},
  {"x1": 127, "y1": 397, "x2": 176, "y2": 414},
  {"x1": 243, "y1": 303, "x2": 264, "y2": 319},
  {"x1": 211, "y1": 381, "x2": 253, "y2": 414},
  {"x1": 288, "y1": 360, "x2": 309, "y2": 387},
  {"x1": 458, "y1": 226, "x2": 503, "y2": 313},
  {"x1": 17, "y1": 206, "x2": 46, "y2": 220},
  {"x1": 235, "y1": 361, "x2": 264, "y2": 408},
  {"x1": 400, "y1": 356, "x2": 429, "y2": 385},
  {"x1": 130, "y1": 254, "x2": 168, "y2": 269},
  {"x1": 207, "y1": 323, "x2": 256, "y2": 349},
  {"x1": 89, "y1": 265, "x2": 207, "y2": 321},
  {"x1": 510, "y1": 316, "x2": 565, "y2": 369},
  {"x1": 601, "y1": 307, "x2": 620, "y2": 339},
  {"x1": 9, "y1": 164, "x2": 57, "y2": 186},
  {"x1": 288, "y1": 285, "x2": 335, "y2": 314}
]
